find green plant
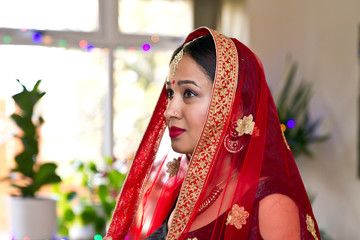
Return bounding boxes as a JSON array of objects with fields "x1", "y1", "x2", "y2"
[
  {"x1": 277, "y1": 62, "x2": 332, "y2": 239},
  {"x1": 276, "y1": 61, "x2": 329, "y2": 158},
  {"x1": 56, "y1": 157, "x2": 126, "y2": 236},
  {"x1": 2, "y1": 79, "x2": 61, "y2": 197}
]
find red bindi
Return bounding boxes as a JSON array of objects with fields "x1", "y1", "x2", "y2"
[{"x1": 172, "y1": 80, "x2": 175, "y2": 84}]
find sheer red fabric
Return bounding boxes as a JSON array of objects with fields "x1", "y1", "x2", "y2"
[{"x1": 105, "y1": 27, "x2": 320, "y2": 240}]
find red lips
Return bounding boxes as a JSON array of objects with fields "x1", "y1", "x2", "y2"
[{"x1": 169, "y1": 126, "x2": 186, "y2": 138}]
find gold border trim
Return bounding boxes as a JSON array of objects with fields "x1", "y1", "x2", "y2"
[{"x1": 166, "y1": 28, "x2": 239, "y2": 239}]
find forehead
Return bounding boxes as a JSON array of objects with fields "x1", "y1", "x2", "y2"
[{"x1": 167, "y1": 55, "x2": 212, "y2": 86}]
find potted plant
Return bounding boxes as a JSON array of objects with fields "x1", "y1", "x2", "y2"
[
  {"x1": 276, "y1": 61, "x2": 329, "y2": 158},
  {"x1": 276, "y1": 61, "x2": 332, "y2": 240},
  {"x1": 3, "y1": 79, "x2": 61, "y2": 240},
  {"x1": 55, "y1": 157, "x2": 126, "y2": 240}
]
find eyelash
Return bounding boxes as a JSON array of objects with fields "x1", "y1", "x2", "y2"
[
  {"x1": 166, "y1": 89, "x2": 197, "y2": 100},
  {"x1": 184, "y1": 89, "x2": 197, "y2": 98},
  {"x1": 167, "y1": 89, "x2": 174, "y2": 99}
]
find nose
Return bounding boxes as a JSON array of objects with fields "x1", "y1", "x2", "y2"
[{"x1": 164, "y1": 99, "x2": 181, "y2": 121}]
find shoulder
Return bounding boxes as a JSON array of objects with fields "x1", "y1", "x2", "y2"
[{"x1": 258, "y1": 193, "x2": 301, "y2": 240}]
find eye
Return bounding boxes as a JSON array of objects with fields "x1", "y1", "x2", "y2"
[
  {"x1": 184, "y1": 89, "x2": 197, "y2": 98},
  {"x1": 166, "y1": 89, "x2": 174, "y2": 100}
]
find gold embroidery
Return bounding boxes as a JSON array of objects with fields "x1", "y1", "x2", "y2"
[
  {"x1": 187, "y1": 238, "x2": 197, "y2": 240},
  {"x1": 225, "y1": 204, "x2": 249, "y2": 230},
  {"x1": 166, "y1": 157, "x2": 181, "y2": 178},
  {"x1": 281, "y1": 130, "x2": 291, "y2": 151},
  {"x1": 236, "y1": 114, "x2": 255, "y2": 136},
  {"x1": 306, "y1": 214, "x2": 319, "y2": 240},
  {"x1": 166, "y1": 28, "x2": 239, "y2": 240}
]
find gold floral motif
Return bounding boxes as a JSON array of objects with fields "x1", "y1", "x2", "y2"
[
  {"x1": 166, "y1": 157, "x2": 181, "y2": 178},
  {"x1": 225, "y1": 204, "x2": 249, "y2": 230},
  {"x1": 166, "y1": 28, "x2": 239, "y2": 240},
  {"x1": 187, "y1": 238, "x2": 198, "y2": 240},
  {"x1": 306, "y1": 214, "x2": 319, "y2": 240},
  {"x1": 236, "y1": 114, "x2": 255, "y2": 136}
]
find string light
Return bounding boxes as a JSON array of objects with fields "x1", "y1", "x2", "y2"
[
  {"x1": 58, "y1": 39, "x2": 67, "y2": 47},
  {"x1": 103, "y1": 48, "x2": 110, "y2": 54},
  {"x1": 32, "y1": 32, "x2": 42, "y2": 43},
  {"x1": 128, "y1": 47, "x2": 135, "y2": 51},
  {"x1": 94, "y1": 234, "x2": 103, "y2": 240},
  {"x1": 151, "y1": 34, "x2": 160, "y2": 43},
  {"x1": 79, "y1": 40, "x2": 88, "y2": 48},
  {"x1": 142, "y1": 43, "x2": 151, "y2": 51},
  {"x1": 287, "y1": 119, "x2": 295, "y2": 129},
  {"x1": 280, "y1": 123, "x2": 286, "y2": 132},
  {"x1": 116, "y1": 46, "x2": 124, "y2": 50},
  {"x1": 24, "y1": 237, "x2": 30, "y2": 240},
  {"x1": 3, "y1": 35, "x2": 12, "y2": 44},
  {"x1": 86, "y1": 44, "x2": 95, "y2": 52},
  {"x1": 43, "y1": 35, "x2": 53, "y2": 45}
]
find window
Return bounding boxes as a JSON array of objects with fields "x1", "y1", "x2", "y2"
[
  {"x1": 0, "y1": 0, "x2": 192, "y2": 235},
  {"x1": 113, "y1": 48, "x2": 172, "y2": 160},
  {"x1": 0, "y1": 45, "x2": 106, "y2": 167},
  {"x1": 0, "y1": 0, "x2": 99, "y2": 32},
  {"x1": 119, "y1": 0, "x2": 193, "y2": 36}
]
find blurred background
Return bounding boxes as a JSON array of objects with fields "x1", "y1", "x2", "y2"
[{"x1": 0, "y1": 0, "x2": 359, "y2": 239}]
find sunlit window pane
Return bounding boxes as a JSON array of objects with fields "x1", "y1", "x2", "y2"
[
  {"x1": 0, "y1": 45, "x2": 106, "y2": 167},
  {"x1": 0, "y1": 0, "x2": 98, "y2": 31},
  {"x1": 113, "y1": 49, "x2": 172, "y2": 160},
  {"x1": 119, "y1": 0, "x2": 193, "y2": 36}
]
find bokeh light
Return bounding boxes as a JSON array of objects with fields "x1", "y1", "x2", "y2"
[
  {"x1": 151, "y1": 34, "x2": 160, "y2": 43},
  {"x1": 60, "y1": 236, "x2": 69, "y2": 240},
  {"x1": 3, "y1": 35, "x2": 12, "y2": 44},
  {"x1": 32, "y1": 32, "x2": 42, "y2": 43},
  {"x1": 58, "y1": 39, "x2": 67, "y2": 47},
  {"x1": 86, "y1": 44, "x2": 95, "y2": 52},
  {"x1": 287, "y1": 119, "x2": 295, "y2": 128},
  {"x1": 103, "y1": 48, "x2": 110, "y2": 54},
  {"x1": 94, "y1": 234, "x2": 103, "y2": 240},
  {"x1": 79, "y1": 40, "x2": 88, "y2": 48},
  {"x1": 142, "y1": 43, "x2": 151, "y2": 51},
  {"x1": 43, "y1": 35, "x2": 53, "y2": 45},
  {"x1": 280, "y1": 123, "x2": 286, "y2": 132}
]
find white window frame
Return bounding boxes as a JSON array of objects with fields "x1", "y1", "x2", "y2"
[{"x1": 0, "y1": 0, "x2": 183, "y2": 158}]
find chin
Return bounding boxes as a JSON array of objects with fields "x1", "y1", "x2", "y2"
[{"x1": 171, "y1": 143, "x2": 193, "y2": 155}]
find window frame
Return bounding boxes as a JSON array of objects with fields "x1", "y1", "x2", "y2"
[{"x1": 0, "y1": 0, "x2": 183, "y2": 158}]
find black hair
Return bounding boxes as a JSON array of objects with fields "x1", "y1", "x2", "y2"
[{"x1": 170, "y1": 34, "x2": 216, "y2": 82}]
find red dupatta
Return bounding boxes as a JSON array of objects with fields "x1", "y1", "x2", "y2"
[{"x1": 106, "y1": 27, "x2": 320, "y2": 240}]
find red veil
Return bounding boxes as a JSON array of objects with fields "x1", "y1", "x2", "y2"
[{"x1": 105, "y1": 27, "x2": 320, "y2": 240}]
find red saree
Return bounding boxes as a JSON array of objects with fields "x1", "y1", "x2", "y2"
[{"x1": 105, "y1": 27, "x2": 320, "y2": 240}]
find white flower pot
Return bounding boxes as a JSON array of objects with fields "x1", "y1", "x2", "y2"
[
  {"x1": 10, "y1": 196, "x2": 57, "y2": 240},
  {"x1": 69, "y1": 223, "x2": 96, "y2": 240}
]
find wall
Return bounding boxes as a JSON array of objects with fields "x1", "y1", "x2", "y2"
[{"x1": 247, "y1": 0, "x2": 360, "y2": 239}]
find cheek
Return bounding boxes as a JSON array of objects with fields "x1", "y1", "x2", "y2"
[{"x1": 189, "y1": 106, "x2": 209, "y2": 134}]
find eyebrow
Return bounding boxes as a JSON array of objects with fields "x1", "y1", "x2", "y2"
[{"x1": 165, "y1": 80, "x2": 199, "y2": 87}]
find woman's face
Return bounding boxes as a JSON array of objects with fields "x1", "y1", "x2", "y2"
[{"x1": 164, "y1": 54, "x2": 213, "y2": 155}]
